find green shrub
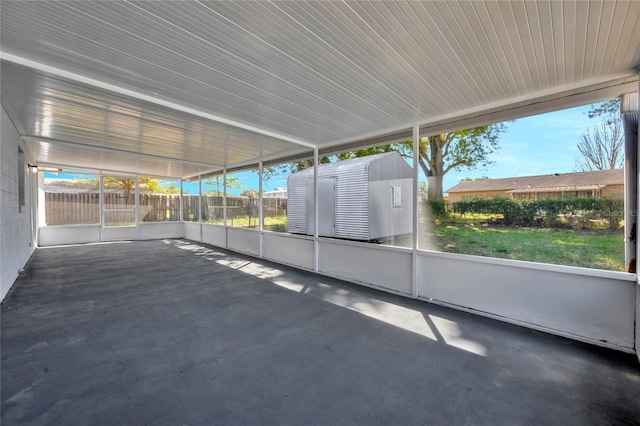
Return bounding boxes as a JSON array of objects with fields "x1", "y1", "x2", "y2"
[
  {"x1": 451, "y1": 196, "x2": 623, "y2": 229},
  {"x1": 427, "y1": 198, "x2": 447, "y2": 218}
]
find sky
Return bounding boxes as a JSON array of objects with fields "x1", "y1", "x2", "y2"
[
  {"x1": 47, "y1": 102, "x2": 604, "y2": 195},
  {"x1": 441, "y1": 103, "x2": 596, "y2": 191}
]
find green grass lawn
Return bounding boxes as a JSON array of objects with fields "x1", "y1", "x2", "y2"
[
  {"x1": 427, "y1": 224, "x2": 625, "y2": 271},
  {"x1": 204, "y1": 215, "x2": 287, "y2": 231}
]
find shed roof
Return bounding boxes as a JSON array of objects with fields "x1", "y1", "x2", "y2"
[
  {"x1": 291, "y1": 152, "x2": 401, "y2": 178},
  {"x1": 446, "y1": 169, "x2": 624, "y2": 193}
]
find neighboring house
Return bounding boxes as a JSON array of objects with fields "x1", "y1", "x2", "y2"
[
  {"x1": 263, "y1": 187, "x2": 287, "y2": 199},
  {"x1": 446, "y1": 169, "x2": 624, "y2": 202}
]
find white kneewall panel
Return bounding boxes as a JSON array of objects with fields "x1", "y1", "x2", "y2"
[
  {"x1": 1, "y1": 107, "x2": 36, "y2": 301},
  {"x1": 102, "y1": 226, "x2": 138, "y2": 242},
  {"x1": 183, "y1": 222, "x2": 201, "y2": 241},
  {"x1": 139, "y1": 222, "x2": 181, "y2": 239},
  {"x1": 418, "y1": 252, "x2": 636, "y2": 349},
  {"x1": 39, "y1": 225, "x2": 101, "y2": 246},
  {"x1": 262, "y1": 232, "x2": 314, "y2": 270},
  {"x1": 318, "y1": 240, "x2": 412, "y2": 295},
  {"x1": 227, "y1": 227, "x2": 260, "y2": 257},
  {"x1": 202, "y1": 224, "x2": 226, "y2": 247}
]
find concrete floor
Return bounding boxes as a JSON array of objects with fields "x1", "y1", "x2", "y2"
[{"x1": 2, "y1": 239, "x2": 639, "y2": 425}]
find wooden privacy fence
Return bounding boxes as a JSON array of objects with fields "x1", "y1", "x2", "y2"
[
  {"x1": 263, "y1": 197, "x2": 287, "y2": 218},
  {"x1": 45, "y1": 193, "x2": 101, "y2": 225},
  {"x1": 45, "y1": 193, "x2": 181, "y2": 225},
  {"x1": 183, "y1": 195, "x2": 288, "y2": 222},
  {"x1": 139, "y1": 194, "x2": 180, "y2": 222},
  {"x1": 45, "y1": 192, "x2": 288, "y2": 226}
]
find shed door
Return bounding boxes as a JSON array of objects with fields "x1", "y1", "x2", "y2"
[{"x1": 306, "y1": 177, "x2": 335, "y2": 237}]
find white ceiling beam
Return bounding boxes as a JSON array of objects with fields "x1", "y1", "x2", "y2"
[
  {"x1": 2, "y1": 52, "x2": 317, "y2": 149},
  {"x1": 419, "y1": 78, "x2": 639, "y2": 137},
  {"x1": 22, "y1": 135, "x2": 223, "y2": 169},
  {"x1": 32, "y1": 160, "x2": 185, "y2": 179},
  {"x1": 320, "y1": 76, "x2": 638, "y2": 153}
]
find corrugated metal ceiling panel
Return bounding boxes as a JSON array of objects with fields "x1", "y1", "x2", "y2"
[
  {"x1": 2, "y1": 61, "x2": 310, "y2": 177},
  {"x1": 23, "y1": 139, "x2": 207, "y2": 179}
]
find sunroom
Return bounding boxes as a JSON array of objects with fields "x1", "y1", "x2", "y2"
[{"x1": 1, "y1": 1, "x2": 639, "y2": 424}]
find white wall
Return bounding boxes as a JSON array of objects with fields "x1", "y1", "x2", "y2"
[
  {"x1": 418, "y1": 252, "x2": 636, "y2": 350},
  {"x1": 1, "y1": 107, "x2": 36, "y2": 301},
  {"x1": 318, "y1": 239, "x2": 413, "y2": 295},
  {"x1": 39, "y1": 225, "x2": 101, "y2": 246},
  {"x1": 38, "y1": 223, "x2": 181, "y2": 246},
  {"x1": 138, "y1": 222, "x2": 182, "y2": 240},
  {"x1": 227, "y1": 227, "x2": 260, "y2": 257},
  {"x1": 263, "y1": 232, "x2": 314, "y2": 270},
  {"x1": 202, "y1": 224, "x2": 226, "y2": 247},
  {"x1": 183, "y1": 222, "x2": 201, "y2": 241}
]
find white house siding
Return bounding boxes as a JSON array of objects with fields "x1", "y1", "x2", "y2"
[{"x1": 1, "y1": 107, "x2": 36, "y2": 301}]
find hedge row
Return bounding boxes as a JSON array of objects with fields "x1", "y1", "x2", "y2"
[{"x1": 428, "y1": 197, "x2": 624, "y2": 228}]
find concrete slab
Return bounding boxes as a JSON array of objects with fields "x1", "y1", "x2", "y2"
[{"x1": 2, "y1": 239, "x2": 639, "y2": 425}]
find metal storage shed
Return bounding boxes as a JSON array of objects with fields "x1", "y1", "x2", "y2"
[{"x1": 287, "y1": 152, "x2": 412, "y2": 241}]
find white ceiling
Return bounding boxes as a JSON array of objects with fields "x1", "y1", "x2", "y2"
[{"x1": 1, "y1": 1, "x2": 639, "y2": 178}]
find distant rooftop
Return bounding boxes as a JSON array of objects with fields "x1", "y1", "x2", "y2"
[{"x1": 446, "y1": 169, "x2": 624, "y2": 193}]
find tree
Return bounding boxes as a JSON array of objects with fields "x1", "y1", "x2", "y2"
[
  {"x1": 418, "y1": 181, "x2": 428, "y2": 199},
  {"x1": 262, "y1": 124, "x2": 505, "y2": 200},
  {"x1": 575, "y1": 98, "x2": 623, "y2": 171},
  {"x1": 262, "y1": 147, "x2": 400, "y2": 182},
  {"x1": 395, "y1": 124, "x2": 506, "y2": 199},
  {"x1": 262, "y1": 157, "x2": 332, "y2": 182},
  {"x1": 575, "y1": 120, "x2": 624, "y2": 171},
  {"x1": 101, "y1": 177, "x2": 163, "y2": 195},
  {"x1": 160, "y1": 181, "x2": 180, "y2": 194},
  {"x1": 587, "y1": 99, "x2": 620, "y2": 124},
  {"x1": 241, "y1": 189, "x2": 259, "y2": 199},
  {"x1": 460, "y1": 176, "x2": 489, "y2": 182},
  {"x1": 204, "y1": 175, "x2": 242, "y2": 196},
  {"x1": 334, "y1": 145, "x2": 397, "y2": 161}
]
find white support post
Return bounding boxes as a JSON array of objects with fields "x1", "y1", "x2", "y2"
[
  {"x1": 314, "y1": 148, "x2": 319, "y2": 273},
  {"x1": 412, "y1": 125, "x2": 420, "y2": 298},
  {"x1": 194, "y1": 175, "x2": 201, "y2": 222},
  {"x1": 223, "y1": 169, "x2": 228, "y2": 248},
  {"x1": 29, "y1": 169, "x2": 38, "y2": 247},
  {"x1": 179, "y1": 179, "x2": 184, "y2": 237},
  {"x1": 623, "y1": 92, "x2": 638, "y2": 273},
  {"x1": 99, "y1": 174, "x2": 104, "y2": 242},
  {"x1": 134, "y1": 175, "x2": 140, "y2": 240},
  {"x1": 198, "y1": 174, "x2": 202, "y2": 241},
  {"x1": 259, "y1": 161, "x2": 264, "y2": 258},
  {"x1": 258, "y1": 162, "x2": 264, "y2": 232},
  {"x1": 633, "y1": 75, "x2": 640, "y2": 363},
  {"x1": 223, "y1": 168, "x2": 227, "y2": 227},
  {"x1": 179, "y1": 179, "x2": 184, "y2": 222},
  {"x1": 37, "y1": 172, "x2": 46, "y2": 228}
]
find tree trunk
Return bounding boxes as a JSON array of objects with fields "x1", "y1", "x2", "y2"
[
  {"x1": 426, "y1": 135, "x2": 445, "y2": 200},
  {"x1": 427, "y1": 174, "x2": 444, "y2": 199}
]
